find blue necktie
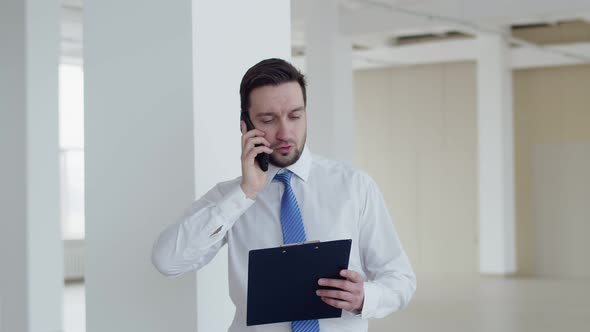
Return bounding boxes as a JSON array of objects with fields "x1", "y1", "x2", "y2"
[{"x1": 274, "y1": 171, "x2": 320, "y2": 332}]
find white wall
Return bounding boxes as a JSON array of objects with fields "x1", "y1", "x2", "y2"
[{"x1": 84, "y1": 1, "x2": 197, "y2": 331}]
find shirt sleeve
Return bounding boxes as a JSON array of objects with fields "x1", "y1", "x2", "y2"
[
  {"x1": 151, "y1": 180, "x2": 255, "y2": 277},
  {"x1": 357, "y1": 174, "x2": 417, "y2": 319}
]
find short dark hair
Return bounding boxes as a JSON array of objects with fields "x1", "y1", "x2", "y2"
[{"x1": 239, "y1": 58, "x2": 307, "y2": 113}]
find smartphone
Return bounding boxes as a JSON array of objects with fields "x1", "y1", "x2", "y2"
[{"x1": 241, "y1": 111, "x2": 269, "y2": 172}]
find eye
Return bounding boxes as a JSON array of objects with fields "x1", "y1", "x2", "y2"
[
  {"x1": 260, "y1": 117, "x2": 274, "y2": 124},
  {"x1": 290, "y1": 111, "x2": 303, "y2": 119}
]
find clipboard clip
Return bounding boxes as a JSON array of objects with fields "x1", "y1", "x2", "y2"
[{"x1": 280, "y1": 240, "x2": 320, "y2": 247}]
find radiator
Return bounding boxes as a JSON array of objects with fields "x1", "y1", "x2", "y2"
[{"x1": 64, "y1": 239, "x2": 85, "y2": 281}]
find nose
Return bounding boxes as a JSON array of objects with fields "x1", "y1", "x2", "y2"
[{"x1": 276, "y1": 118, "x2": 290, "y2": 141}]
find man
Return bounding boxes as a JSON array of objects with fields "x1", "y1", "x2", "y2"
[{"x1": 151, "y1": 58, "x2": 416, "y2": 332}]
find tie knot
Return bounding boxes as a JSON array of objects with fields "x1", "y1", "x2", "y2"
[{"x1": 273, "y1": 171, "x2": 292, "y2": 186}]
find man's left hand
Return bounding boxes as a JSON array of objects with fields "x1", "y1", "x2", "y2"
[{"x1": 316, "y1": 269, "x2": 365, "y2": 313}]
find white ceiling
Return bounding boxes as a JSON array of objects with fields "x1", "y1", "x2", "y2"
[{"x1": 61, "y1": 0, "x2": 590, "y2": 68}]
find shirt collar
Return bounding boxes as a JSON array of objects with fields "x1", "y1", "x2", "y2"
[{"x1": 266, "y1": 145, "x2": 312, "y2": 184}]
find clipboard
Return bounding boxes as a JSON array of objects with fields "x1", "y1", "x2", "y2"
[{"x1": 246, "y1": 239, "x2": 352, "y2": 326}]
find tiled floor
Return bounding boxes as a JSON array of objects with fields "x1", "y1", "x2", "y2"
[
  {"x1": 64, "y1": 277, "x2": 590, "y2": 332},
  {"x1": 370, "y1": 276, "x2": 590, "y2": 332}
]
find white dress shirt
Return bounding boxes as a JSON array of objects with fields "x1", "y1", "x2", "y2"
[{"x1": 152, "y1": 146, "x2": 416, "y2": 332}]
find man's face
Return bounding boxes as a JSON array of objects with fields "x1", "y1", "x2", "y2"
[{"x1": 248, "y1": 81, "x2": 307, "y2": 168}]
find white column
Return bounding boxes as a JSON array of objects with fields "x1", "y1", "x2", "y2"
[
  {"x1": 85, "y1": 0, "x2": 291, "y2": 331},
  {"x1": 192, "y1": 1, "x2": 291, "y2": 331},
  {"x1": 0, "y1": 0, "x2": 62, "y2": 331},
  {"x1": 304, "y1": 0, "x2": 354, "y2": 163},
  {"x1": 84, "y1": 1, "x2": 197, "y2": 331},
  {"x1": 476, "y1": 32, "x2": 516, "y2": 275}
]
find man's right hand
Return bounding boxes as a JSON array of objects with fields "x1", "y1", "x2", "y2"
[{"x1": 240, "y1": 121, "x2": 273, "y2": 200}]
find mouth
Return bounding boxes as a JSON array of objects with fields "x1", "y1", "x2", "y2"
[{"x1": 276, "y1": 145, "x2": 292, "y2": 154}]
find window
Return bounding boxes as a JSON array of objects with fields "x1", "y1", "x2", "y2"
[{"x1": 59, "y1": 64, "x2": 85, "y2": 239}]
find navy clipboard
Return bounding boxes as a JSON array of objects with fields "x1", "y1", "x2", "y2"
[{"x1": 246, "y1": 239, "x2": 352, "y2": 326}]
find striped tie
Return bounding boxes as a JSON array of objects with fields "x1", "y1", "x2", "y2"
[{"x1": 274, "y1": 171, "x2": 320, "y2": 332}]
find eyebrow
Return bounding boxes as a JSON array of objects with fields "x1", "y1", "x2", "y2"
[
  {"x1": 255, "y1": 107, "x2": 305, "y2": 118},
  {"x1": 255, "y1": 112, "x2": 276, "y2": 118}
]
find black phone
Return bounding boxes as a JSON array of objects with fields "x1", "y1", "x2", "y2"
[{"x1": 241, "y1": 111, "x2": 269, "y2": 172}]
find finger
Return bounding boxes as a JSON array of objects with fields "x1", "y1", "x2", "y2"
[
  {"x1": 241, "y1": 129, "x2": 266, "y2": 149},
  {"x1": 243, "y1": 136, "x2": 271, "y2": 151},
  {"x1": 316, "y1": 289, "x2": 355, "y2": 302},
  {"x1": 318, "y1": 278, "x2": 355, "y2": 292},
  {"x1": 241, "y1": 138, "x2": 272, "y2": 160},
  {"x1": 341, "y1": 270, "x2": 364, "y2": 283},
  {"x1": 243, "y1": 146, "x2": 273, "y2": 165},
  {"x1": 320, "y1": 296, "x2": 353, "y2": 311},
  {"x1": 241, "y1": 127, "x2": 265, "y2": 139}
]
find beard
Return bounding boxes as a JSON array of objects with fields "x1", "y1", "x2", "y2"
[{"x1": 269, "y1": 134, "x2": 306, "y2": 168}]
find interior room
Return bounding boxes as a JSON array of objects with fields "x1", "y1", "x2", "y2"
[{"x1": 2, "y1": 0, "x2": 589, "y2": 331}]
